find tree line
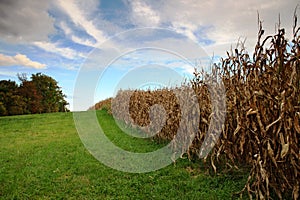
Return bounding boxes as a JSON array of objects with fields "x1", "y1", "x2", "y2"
[{"x1": 0, "y1": 73, "x2": 69, "y2": 116}]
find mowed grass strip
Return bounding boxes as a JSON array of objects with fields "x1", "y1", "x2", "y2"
[{"x1": 0, "y1": 110, "x2": 247, "y2": 199}]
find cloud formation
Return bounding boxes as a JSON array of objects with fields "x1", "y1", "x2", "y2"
[
  {"x1": 34, "y1": 41, "x2": 83, "y2": 59},
  {"x1": 56, "y1": 0, "x2": 107, "y2": 45},
  {"x1": 0, "y1": 0, "x2": 54, "y2": 42},
  {"x1": 127, "y1": 0, "x2": 298, "y2": 56},
  {"x1": 0, "y1": 0, "x2": 298, "y2": 72},
  {"x1": 129, "y1": 0, "x2": 160, "y2": 26},
  {"x1": 0, "y1": 54, "x2": 46, "y2": 69}
]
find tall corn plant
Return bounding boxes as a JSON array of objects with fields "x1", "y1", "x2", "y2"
[
  {"x1": 98, "y1": 12, "x2": 300, "y2": 200},
  {"x1": 201, "y1": 13, "x2": 300, "y2": 199}
]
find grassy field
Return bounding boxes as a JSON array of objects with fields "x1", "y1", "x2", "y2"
[{"x1": 0, "y1": 110, "x2": 248, "y2": 199}]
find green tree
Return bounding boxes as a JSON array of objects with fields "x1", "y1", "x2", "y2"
[
  {"x1": 0, "y1": 73, "x2": 68, "y2": 116},
  {"x1": 0, "y1": 80, "x2": 25, "y2": 116},
  {"x1": 30, "y1": 73, "x2": 68, "y2": 113}
]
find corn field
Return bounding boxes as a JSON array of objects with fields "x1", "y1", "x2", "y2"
[
  {"x1": 95, "y1": 15, "x2": 300, "y2": 199},
  {"x1": 90, "y1": 97, "x2": 112, "y2": 113}
]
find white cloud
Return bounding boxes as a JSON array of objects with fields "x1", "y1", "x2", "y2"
[
  {"x1": 129, "y1": 0, "x2": 160, "y2": 26},
  {"x1": 163, "y1": 60, "x2": 195, "y2": 75},
  {"x1": 0, "y1": 53, "x2": 46, "y2": 69},
  {"x1": 60, "y1": 21, "x2": 97, "y2": 47},
  {"x1": 135, "y1": 0, "x2": 298, "y2": 57},
  {"x1": 60, "y1": 21, "x2": 72, "y2": 35},
  {"x1": 71, "y1": 35, "x2": 97, "y2": 47},
  {"x1": 34, "y1": 41, "x2": 83, "y2": 59},
  {"x1": 171, "y1": 21, "x2": 198, "y2": 42},
  {"x1": 56, "y1": 0, "x2": 107, "y2": 45},
  {"x1": 74, "y1": 0, "x2": 100, "y2": 16}
]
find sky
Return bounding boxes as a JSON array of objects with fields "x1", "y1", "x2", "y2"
[{"x1": 0, "y1": 0, "x2": 298, "y2": 111}]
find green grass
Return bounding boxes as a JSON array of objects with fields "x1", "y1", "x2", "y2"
[{"x1": 0, "y1": 110, "x2": 248, "y2": 199}]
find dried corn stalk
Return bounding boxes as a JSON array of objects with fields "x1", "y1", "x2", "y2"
[{"x1": 94, "y1": 12, "x2": 300, "y2": 200}]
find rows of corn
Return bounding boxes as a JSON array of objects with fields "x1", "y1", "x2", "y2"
[
  {"x1": 90, "y1": 97, "x2": 112, "y2": 113},
  {"x1": 95, "y1": 17, "x2": 300, "y2": 199}
]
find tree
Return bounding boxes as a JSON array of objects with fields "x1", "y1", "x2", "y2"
[
  {"x1": 18, "y1": 80, "x2": 43, "y2": 114},
  {"x1": 0, "y1": 102, "x2": 6, "y2": 115},
  {"x1": 0, "y1": 73, "x2": 69, "y2": 116},
  {"x1": 0, "y1": 80, "x2": 25, "y2": 115},
  {"x1": 30, "y1": 73, "x2": 68, "y2": 113}
]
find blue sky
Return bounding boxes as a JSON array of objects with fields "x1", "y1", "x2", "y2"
[{"x1": 0, "y1": 0, "x2": 297, "y2": 111}]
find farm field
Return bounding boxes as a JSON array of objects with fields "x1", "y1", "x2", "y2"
[{"x1": 0, "y1": 110, "x2": 247, "y2": 199}]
